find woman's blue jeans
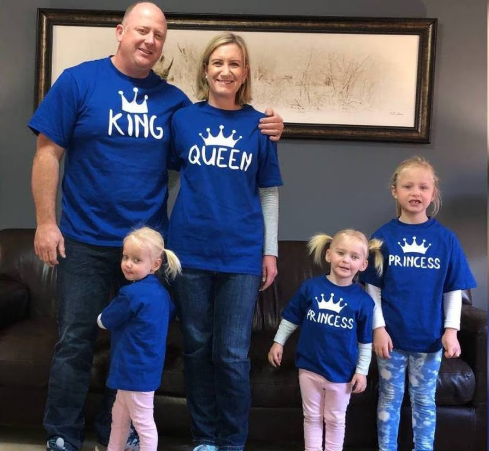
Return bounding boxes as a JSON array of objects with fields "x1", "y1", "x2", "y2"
[
  {"x1": 43, "y1": 237, "x2": 126, "y2": 450},
  {"x1": 172, "y1": 269, "x2": 261, "y2": 451},
  {"x1": 377, "y1": 349, "x2": 443, "y2": 451}
]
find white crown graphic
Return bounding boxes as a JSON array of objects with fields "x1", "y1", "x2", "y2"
[
  {"x1": 199, "y1": 125, "x2": 242, "y2": 148},
  {"x1": 118, "y1": 87, "x2": 148, "y2": 114},
  {"x1": 315, "y1": 293, "x2": 347, "y2": 314},
  {"x1": 398, "y1": 236, "x2": 431, "y2": 254}
]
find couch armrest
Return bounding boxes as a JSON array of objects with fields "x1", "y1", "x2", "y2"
[
  {"x1": 0, "y1": 278, "x2": 29, "y2": 329},
  {"x1": 459, "y1": 304, "x2": 487, "y2": 406}
]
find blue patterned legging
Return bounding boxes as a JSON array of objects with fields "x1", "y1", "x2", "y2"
[{"x1": 377, "y1": 349, "x2": 442, "y2": 451}]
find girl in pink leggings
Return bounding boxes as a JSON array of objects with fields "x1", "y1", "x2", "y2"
[
  {"x1": 97, "y1": 227, "x2": 181, "y2": 451},
  {"x1": 268, "y1": 230, "x2": 383, "y2": 451}
]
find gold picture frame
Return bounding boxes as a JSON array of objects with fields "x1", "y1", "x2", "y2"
[{"x1": 35, "y1": 9, "x2": 437, "y2": 143}]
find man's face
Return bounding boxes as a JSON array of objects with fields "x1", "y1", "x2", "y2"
[{"x1": 115, "y1": 2, "x2": 167, "y2": 78}]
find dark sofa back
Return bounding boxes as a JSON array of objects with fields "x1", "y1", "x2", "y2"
[
  {"x1": 0, "y1": 230, "x2": 324, "y2": 330},
  {"x1": 255, "y1": 240, "x2": 325, "y2": 331},
  {"x1": 0, "y1": 228, "x2": 57, "y2": 319},
  {"x1": 0, "y1": 228, "x2": 472, "y2": 327}
]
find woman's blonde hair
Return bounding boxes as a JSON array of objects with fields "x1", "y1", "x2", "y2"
[
  {"x1": 124, "y1": 226, "x2": 181, "y2": 279},
  {"x1": 391, "y1": 155, "x2": 441, "y2": 217},
  {"x1": 308, "y1": 229, "x2": 383, "y2": 277},
  {"x1": 195, "y1": 32, "x2": 252, "y2": 106}
]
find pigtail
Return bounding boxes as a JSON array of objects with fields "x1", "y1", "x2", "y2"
[
  {"x1": 368, "y1": 238, "x2": 384, "y2": 277},
  {"x1": 308, "y1": 233, "x2": 333, "y2": 267},
  {"x1": 163, "y1": 248, "x2": 182, "y2": 280}
]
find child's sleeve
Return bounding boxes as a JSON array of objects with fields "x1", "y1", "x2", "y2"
[
  {"x1": 273, "y1": 319, "x2": 298, "y2": 345},
  {"x1": 355, "y1": 294, "x2": 374, "y2": 374},
  {"x1": 365, "y1": 284, "x2": 386, "y2": 329},
  {"x1": 99, "y1": 291, "x2": 133, "y2": 331},
  {"x1": 355, "y1": 342, "x2": 372, "y2": 375},
  {"x1": 443, "y1": 290, "x2": 462, "y2": 330},
  {"x1": 444, "y1": 234, "x2": 477, "y2": 292},
  {"x1": 281, "y1": 284, "x2": 308, "y2": 325},
  {"x1": 275, "y1": 284, "x2": 308, "y2": 344},
  {"x1": 356, "y1": 293, "x2": 374, "y2": 344}
]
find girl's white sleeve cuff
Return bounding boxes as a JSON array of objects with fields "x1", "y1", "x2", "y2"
[
  {"x1": 443, "y1": 290, "x2": 462, "y2": 330},
  {"x1": 365, "y1": 284, "x2": 385, "y2": 329},
  {"x1": 97, "y1": 314, "x2": 106, "y2": 329},
  {"x1": 356, "y1": 342, "x2": 372, "y2": 375},
  {"x1": 273, "y1": 318, "x2": 298, "y2": 345}
]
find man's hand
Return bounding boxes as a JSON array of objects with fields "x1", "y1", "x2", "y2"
[
  {"x1": 260, "y1": 255, "x2": 278, "y2": 291},
  {"x1": 34, "y1": 223, "x2": 65, "y2": 267},
  {"x1": 373, "y1": 327, "x2": 393, "y2": 359},
  {"x1": 268, "y1": 342, "x2": 284, "y2": 367},
  {"x1": 442, "y1": 328, "x2": 461, "y2": 358},
  {"x1": 259, "y1": 108, "x2": 284, "y2": 142}
]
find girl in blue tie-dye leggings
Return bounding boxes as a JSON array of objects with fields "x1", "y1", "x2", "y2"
[{"x1": 360, "y1": 156, "x2": 477, "y2": 451}]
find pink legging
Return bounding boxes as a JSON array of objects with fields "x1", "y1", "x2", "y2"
[
  {"x1": 107, "y1": 390, "x2": 158, "y2": 451},
  {"x1": 299, "y1": 369, "x2": 352, "y2": 451}
]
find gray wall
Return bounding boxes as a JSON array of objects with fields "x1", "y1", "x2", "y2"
[{"x1": 1, "y1": 0, "x2": 487, "y2": 309}]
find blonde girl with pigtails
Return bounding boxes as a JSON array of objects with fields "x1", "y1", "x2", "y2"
[
  {"x1": 268, "y1": 229, "x2": 383, "y2": 451},
  {"x1": 97, "y1": 226, "x2": 181, "y2": 451}
]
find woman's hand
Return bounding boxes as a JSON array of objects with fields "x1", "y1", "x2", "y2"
[{"x1": 260, "y1": 255, "x2": 278, "y2": 291}]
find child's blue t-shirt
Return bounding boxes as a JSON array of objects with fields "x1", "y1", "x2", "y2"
[
  {"x1": 360, "y1": 218, "x2": 477, "y2": 353},
  {"x1": 282, "y1": 275, "x2": 374, "y2": 383},
  {"x1": 168, "y1": 101, "x2": 283, "y2": 276},
  {"x1": 100, "y1": 274, "x2": 176, "y2": 392},
  {"x1": 28, "y1": 57, "x2": 191, "y2": 246}
]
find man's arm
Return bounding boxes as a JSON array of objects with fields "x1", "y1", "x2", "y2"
[
  {"x1": 31, "y1": 133, "x2": 66, "y2": 267},
  {"x1": 259, "y1": 108, "x2": 284, "y2": 141}
]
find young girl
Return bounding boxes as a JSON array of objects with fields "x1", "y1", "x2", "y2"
[
  {"x1": 268, "y1": 230, "x2": 383, "y2": 451},
  {"x1": 97, "y1": 227, "x2": 181, "y2": 451},
  {"x1": 360, "y1": 156, "x2": 477, "y2": 451}
]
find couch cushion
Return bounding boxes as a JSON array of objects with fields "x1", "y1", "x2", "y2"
[
  {"x1": 0, "y1": 318, "x2": 115, "y2": 393},
  {"x1": 436, "y1": 356, "x2": 475, "y2": 405},
  {"x1": 0, "y1": 279, "x2": 29, "y2": 329},
  {"x1": 0, "y1": 318, "x2": 55, "y2": 388}
]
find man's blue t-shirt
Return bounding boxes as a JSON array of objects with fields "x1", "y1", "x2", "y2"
[
  {"x1": 28, "y1": 57, "x2": 191, "y2": 245},
  {"x1": 282, "y1": 276, "x2": 374, "y2": 383},
  {"x1": 360, "y1": 218, "x2": 477, "y2": 352},
  {"x1": 100, "y1": 274, "x2": 175, "y2": 392},
  {"x1": 168, "y1": 101, "x2": 283, "y2": 276}
]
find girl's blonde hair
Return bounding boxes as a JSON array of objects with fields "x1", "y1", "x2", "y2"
[
  {"x1": 391, "y1": 155, "x2": 441, "y2": 217},
  {"x1": 124, "y1": 226, "x2": 181, "y2": 279},
  {"x1": 195, "y1": 32, "x2": 252, "y2": 106},
  {"x1": 308, "y1": 229, "x2": 383, "y2": 277}
]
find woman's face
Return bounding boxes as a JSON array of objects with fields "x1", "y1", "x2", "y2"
[{"x1": 205, "y1": 43, "x2": 248, "y2": 106}]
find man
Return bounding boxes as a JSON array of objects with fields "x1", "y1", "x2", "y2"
[{"x1": 28, "y1": 3, "x2": 284, "y2": 451}]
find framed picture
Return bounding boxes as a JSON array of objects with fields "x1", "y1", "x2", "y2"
[{"x1": 35, "y1": 9, "x2": 437, "y2": 143}]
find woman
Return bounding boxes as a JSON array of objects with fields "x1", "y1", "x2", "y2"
[{"x1": 168, "y1": 32, "x2": 283, "y2": 451}]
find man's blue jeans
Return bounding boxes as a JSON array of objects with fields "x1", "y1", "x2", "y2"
[
  {"x1": 377, "y1": 349, "x2": 443, "y2": 451},
  {"x1": 172, "y1": 269, "x2": 261, "y2": 451},
  {"x1": 43, "y1": 237, "x2": 126, "y2": 450}
]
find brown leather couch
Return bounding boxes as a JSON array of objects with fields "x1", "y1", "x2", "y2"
[{"x1": 0, "y1": 228, "x2": 486, "y2": 450}]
